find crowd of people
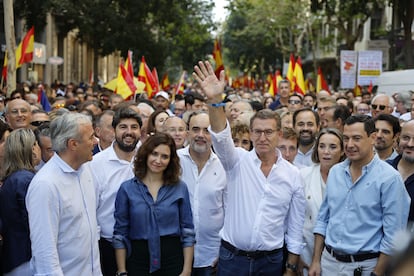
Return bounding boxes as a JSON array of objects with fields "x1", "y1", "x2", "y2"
[{"x1": 0, "y1": 60, "x2": 414, "y2": 276}]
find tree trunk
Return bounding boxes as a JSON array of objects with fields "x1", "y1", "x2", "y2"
[
  {"x1": 93, "y1": 50, "x2": 99, "y2": 91},
  {"x1": 4, "y1": 0, "x2": 16, "y2": 96}
]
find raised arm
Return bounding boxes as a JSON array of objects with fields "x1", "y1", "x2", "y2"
[{"x1": 193, "y1": 61, "x2": 227, "y2": 133}]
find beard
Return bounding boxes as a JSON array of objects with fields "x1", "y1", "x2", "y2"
[
  {"x1": 299, "y1": 130, "x2": 316, "y2": 146},
  {"x1": 116, "y1": 134, "x2": 139, "y2": 152},
  {"x1": 190, "y1": 138, "x2": 211, "y2": 153},
  {"x1": 402, "y1": 147, "x2": 414, "y2": 163}
]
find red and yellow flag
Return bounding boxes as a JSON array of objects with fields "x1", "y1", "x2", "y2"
[
  {"x1": 116, "y1": 63, "x2": 137, "y2": 99},
  {"x1": 161, "y1": 73, "x2": 170, "y2": 91},
  {"x1": 124, "y1": 50, "x2": 134, "y2": 77},
  {"x1": 138, "y1": 56, "x2": 157, "y2": 98},
  {"x1": 213, "y1": 39, "x2": 225, "y2": 78},
  {"x1": 287, "y1": 54, "x2": 295, "y2": 91},
  {"x1": 293, "y1": 57, "x2": 305, "y2": 95},
  {"x1": 268, "y1": 70, "x2": 283, "y2": 97},
  {"x1": 16, "y1": 26, "x2": 34, "y2": 68},
  {"x1": 316, "y1": 67, "x2": 330, "y2": 94},
  {"x1": 2, "y1": 27, "x2": 35, "y2": 81},
  {"x1": 152, "y1": 67, "x2": 160, "y2": 93}
]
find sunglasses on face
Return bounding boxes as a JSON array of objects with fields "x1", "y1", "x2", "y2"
[
  {"x1": 371, "y1": 104, "x2": 388, "y2": 111},
  {"x1": 31, "y1": 120, "x2": 50, "y2": 127}
]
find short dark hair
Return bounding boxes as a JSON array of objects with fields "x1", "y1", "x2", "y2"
[
  {"x1": 133, "y1": 132, "x2": 181, "y2": 184},
  {"x1": 312, "y1": 128, "x2": 345, "y2": 163},
  {"x1": 374, "y1": 114, "x2": 401, "y2": 137},
  {"x1": 185, "y1": 92, "x2": 205, "y2": 105},
  {"x1": 293, "y1": 108, "x2": 320, "y2": 127},
  {"x1": 344, "y1": 115, "x2": 376, "y2": 136},
  {"x1": 146, "y1": 110, "x2": 169, "y2": 135},
  {"x1": 250, "y1": 109, "x2": 281, "y2": 131},
  {"x1": 112, "y1": 108, "x2": 142, "y2": 129},
  {"x1": 333, "y1": 105, "x2": 352, "y2": 126}
]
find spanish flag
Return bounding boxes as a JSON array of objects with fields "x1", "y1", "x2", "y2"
[
  {"x1": 116, "y1": 63, "x2": 137, "y2": 99},
  {"x1": 286, "y1": 54, "x2": 295, "y2": 91},
  {"x1": 293, "y1": 57, "x2": 305, "y2": 95},
  {"x1": 16, "y1": 26, "x2": 34, "y2": 68},
  {"x1": 213, "y1": 39, "x2": 225, "y2": 78},
  {"x1": 138, "y1": 56, "x2": 157, "y2": 98},
  {"x1": 316, "y1": 67, "x2": 330, "y2": 93}
]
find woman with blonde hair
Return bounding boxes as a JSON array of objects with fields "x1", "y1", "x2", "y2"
[{"x1": 0, "y1": 128, "x2": 41, "y2": 276}]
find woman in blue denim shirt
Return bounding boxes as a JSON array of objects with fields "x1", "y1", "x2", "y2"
[{"x1": 113, "y1": 132, "x2": 195, "y2": 276}]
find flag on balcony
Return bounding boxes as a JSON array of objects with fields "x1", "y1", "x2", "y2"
[
  {"x1": 161, "y1": 73, "x2": 170, "y2": 91},
  {"x1": 213, "y1": 39, "x2": 225, "y2": 78},
  {"x1": 116, "y1": 63, "x2": 136, "y2": 99},
  {"x1": 287, "y1": 54, "x2": 295, "y2": 90},
  {"x1": 293, "y1": 57, "x2": 305, "y2": 95},
  {"x1": 138, "y1": 56, "x2": 157, "y2": 98},
  {"x1": 317, "y1": 67, "x2": 330, "y2": 93},
  {"x1": 16, "y1": 26, "x2": 34, "y2": 68}
]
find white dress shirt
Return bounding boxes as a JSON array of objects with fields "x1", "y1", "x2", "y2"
[
  {"x1": 294, "y1": 147, "x2": 314, "y2": 168},
  {"x1": 178, "y1": 147, "x2": 227, "y2": 267},
  {"x1": 26, "y1": 154, "x2": 102, "y2": 276},
  {"x1": 89, "y1": 143, "x2": 135, "y2": 240},
  {"x1": 209, "y1": 123, "x2": 306, "y2": 254}
]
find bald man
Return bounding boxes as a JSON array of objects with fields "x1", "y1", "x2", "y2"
[{"x1": 5, "y1": 99, "x2": 32, "y2": 129}]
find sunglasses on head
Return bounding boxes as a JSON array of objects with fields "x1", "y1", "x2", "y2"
[{"x1": 371, "y1": 104, "x2": 388, "y2": 111}]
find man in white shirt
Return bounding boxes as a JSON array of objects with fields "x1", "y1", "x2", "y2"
[
  {"x1": 177, "y1": 111, "x2": 226, "y2": 275},
  {"x1": 89, "y1": 108, "x2": 142, "y2": 276},
  {"x1": 193, "y1": 61, "x2": 305, "y2": 276},
  {"x1": 293, "y1": 108, "x2": 320, "y2": 168},
  {"x1": 26, "y1": 113, "x2": 102, "y2": 276}
]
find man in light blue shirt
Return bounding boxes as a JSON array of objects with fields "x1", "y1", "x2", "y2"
[
  {"x1": 309, "y1": 115, "x2": 410, "y2": 276},
  {"x1": 26, "y1": 113, "x2": 102, "y2": 276}
]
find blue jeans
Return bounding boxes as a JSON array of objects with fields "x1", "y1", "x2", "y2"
[{"x1": 217, "y1": 245, "x2": 283, "y2": 276}]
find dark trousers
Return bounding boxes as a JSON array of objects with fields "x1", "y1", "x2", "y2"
[
  {"x1": 217, "y1": 244, "x2": 283, "y2": 276},
  {"x1": 192, "y1": 266, "x2": 216, "y2": 276},
  {"x1": 99, "y1": 238, "x2": 117, "y2": 276},
  {"x1": 128, "y1": 236, "x2": 184, "y2": 276}
]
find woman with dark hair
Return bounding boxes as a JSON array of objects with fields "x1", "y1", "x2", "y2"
[
  {"x1": 146, "y1": 110, "x2": 169, "y2": 136},
  {"x1": 113, "y1": 132, "x2": 195, "y2": 276},
  {"x1": 0, "y1": 128, "x2": 41, "y2": 276},
  {"x1": 299, "y1": 128, "x2": 345, "y2": 275}
]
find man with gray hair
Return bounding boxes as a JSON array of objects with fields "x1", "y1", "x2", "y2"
[
  {"x1": 26, "y1": 113, "x2": 102, "y2": 275},
  {"x1": 370, "y1": 94, "x2": 395, "y2": 118}
]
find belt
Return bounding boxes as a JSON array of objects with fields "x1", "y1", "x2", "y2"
[
  {"x1": 221, "y1": 240, "x2": 282, "y2": 259},
  {"x1": 325, "y1": 245, "x2": 380, "y2": 263}
]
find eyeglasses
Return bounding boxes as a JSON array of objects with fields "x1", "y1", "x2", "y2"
[
  {"x1": 251, "y1": 129, "x2": 277, "y2": 137},
  {"x1": 371, "y1": 104, "x2": 388, "y2": 111},
  {"x1": 288, "y1": 100, "x2": 302, "y2": 105},
  {"x1": 31, "y1": 120, "x2": 50, "y2": 127}
]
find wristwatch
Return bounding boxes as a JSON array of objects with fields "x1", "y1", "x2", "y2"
[
  {"x1": 115, "y1": 272, "x2": 128, "y2": 276},
  {"x1": 285, "y1": 263, "x2": 298, "y2": 272}
]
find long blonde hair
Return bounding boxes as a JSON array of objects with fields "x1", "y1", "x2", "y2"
[{"x1": 2, "y1": 129, "x2": 37, "y2": 178}]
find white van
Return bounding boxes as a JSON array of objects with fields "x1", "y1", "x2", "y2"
[{"x1": 376, "y1": 69, "x2": 414, "y2": 96}]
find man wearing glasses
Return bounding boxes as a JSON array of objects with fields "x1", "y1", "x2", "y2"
[
  {"x1": 30, "y1": 109, "x2": 50, "y2": 130},
  {"x1": 370, "y1": 94, "x2": 395, "y2": 118},
  {"x1": 193, "y1": 61, "x2": 305, "y2": 276}
]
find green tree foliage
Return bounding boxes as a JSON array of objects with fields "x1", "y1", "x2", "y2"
[
  {"x1": 311, "y1": 0, "x2": 387, "y2": 50},
  {"x1": 10, "y1": 0, "x2": 215, "y2": 74},
  {"x1": 223, "y1": 0, "x2": 307, "y2": 76}
]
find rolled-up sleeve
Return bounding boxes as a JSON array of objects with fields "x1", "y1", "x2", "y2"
[
  {"x1": 113, "y1": 184, "x2": 131, "y2": 256},
  {"x1": 179, "y1": 183, "x2": 195, "y2": 248},
  {"x1": 285, "y1": 173, "x2": 306, "y2": 255},
  {"x1": 380, "y1": 174, "x2": 410, "y2": 255}
]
